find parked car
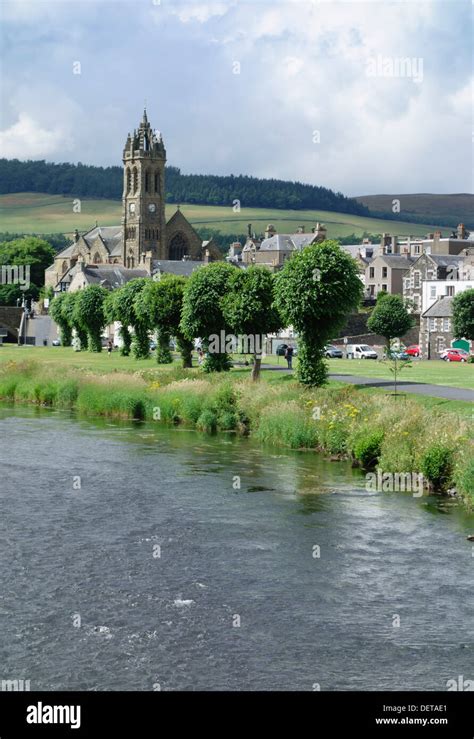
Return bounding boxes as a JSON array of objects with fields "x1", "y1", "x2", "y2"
[
  {"x1": 387, "y1": 349, "x2": 410, "y2": 360},
  {"x1": 276, "y1": 343, "x2": 298, "y2": 357},
  {"x1": 346, "y1": 344, "x2": 378, "y2": 359},
  {"x1": 324, "y1": 344, "x2": 343, "y2": 358},
  {"x1": 149, "y1": 341, "x2": 157, "y2": 351},
  {"x1": 405, "y1": 344, "x2": 421, "y2": 358},
  {"x1": 52, "y1": 339, "x2": 61, "y2": 346},
  {"x1": 440, "y1": 348, "x2": 469, "y2": 362}
]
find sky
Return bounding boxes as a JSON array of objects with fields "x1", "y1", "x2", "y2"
[{"x1": 0, "y1": 0, "x2": 472, "y2": 196}]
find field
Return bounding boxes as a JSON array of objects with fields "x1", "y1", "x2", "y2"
[
  {"x1": 0, "y1": 192, "x2": 450, "y2": 240},
  {"x1": 355, "y1": 193, "x2": 474, "y2": 228}
]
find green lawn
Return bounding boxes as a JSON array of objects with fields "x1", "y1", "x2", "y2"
[
  {"x1": 0, "y1": 192, "x2": 450, "y2": 239},
  {"x1": 1, "y1": 346, "x2": 472, "y2": 390},
  {"x1": 324, "y1": 357, "x2": 474, "y2": 390}
]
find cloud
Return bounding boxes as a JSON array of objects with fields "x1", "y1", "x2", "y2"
[{"x1": 0, "y1": 113, "x2": 73, "y2": 158}]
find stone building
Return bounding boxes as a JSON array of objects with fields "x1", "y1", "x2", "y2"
[
  {"x1": 239, "y1": 223, "x2": 328, "y2": 271},
  {"x1": 419, "y1": 296, "x2": 472, "y2": 358},
  {"x1": 402, "y1": 249, "x2": 474, "y2": 312},
  {"x1": 45, "y1": 111, "x2": 221, "y2": 291}
]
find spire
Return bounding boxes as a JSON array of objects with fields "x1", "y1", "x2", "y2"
[{"x1": 142, "y1": 107, "x2": 148, "y2": 125}]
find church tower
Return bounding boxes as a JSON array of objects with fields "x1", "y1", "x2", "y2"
[{"x1": 122, "y1": 110, "x2": 167, "y2": 267}]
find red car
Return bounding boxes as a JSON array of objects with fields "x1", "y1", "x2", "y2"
[
  {"x1": 440, "y1": 348, "x2": 469, "y2": 362},
  {"x1": 405, "y1": 345, "x2": 421, "y2": 357}
]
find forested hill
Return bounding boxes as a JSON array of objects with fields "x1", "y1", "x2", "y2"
[{"x1": 0, "y1": 159, "x2": 369, "y2": 216}]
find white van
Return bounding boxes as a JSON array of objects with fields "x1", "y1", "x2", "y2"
[{"x1": 346, "y1": 344, "x2": 378, "y2": 359}]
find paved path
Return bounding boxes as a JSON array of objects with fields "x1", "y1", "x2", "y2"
[{"x1": 259, "y1": 364, "x2": 474, "y2": 402}]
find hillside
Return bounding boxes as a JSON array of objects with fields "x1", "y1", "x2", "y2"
[
  {"x1": 0, "y1": 159, "x2": 368, "y2": 217},
  {"x1": 355, "y1": 193, "x2": 474, "y2": 230},
  {"x1": 0, "y1": 193, "x2": 450, "y2": 242}
]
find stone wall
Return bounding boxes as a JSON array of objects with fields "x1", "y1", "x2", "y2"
[
  {"x1": 0, "y1": 307, "x2": 22, "y2": 341},
  {"x1": 333, "y1": 312, "x2": 420, "y2": 346}
]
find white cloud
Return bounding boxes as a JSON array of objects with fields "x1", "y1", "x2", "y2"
[{"x1": 0, "y1": 113, "x2": 72, "y2": 158}]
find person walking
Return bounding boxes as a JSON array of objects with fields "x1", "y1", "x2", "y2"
[
  {"x1": 107, "y1": 339, "x2": 113, "y2": 356},
  {"x1": 285, "y1": 345, "x2": 294, "y2": 369}
]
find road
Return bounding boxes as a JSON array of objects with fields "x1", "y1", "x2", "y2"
[{"x1": 259, "y1": 365, "x2": 474, "y2": 402}]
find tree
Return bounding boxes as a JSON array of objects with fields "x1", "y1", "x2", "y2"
[
  {"x1": 61, "y1": 292, "x2": 88, "y2": 349},
  {"x1": 222, "y1": 265, "x2": 281, "y2": 381},
  {"x1": 367, "y1": 294, "x2": 414, "y2": 395},
  {"x1": 49, "y1": 293, "x2": 73, "y2": 346},
  {"x1": 0, "y1": 236, "x2": 55, "y2": 305},
  {"x1": 104, "y1": 289, "x2": 132, "y2": 356},
  {"x1": 273, "y1": 240, "x2": 363, "y2": 386},
  {"x1": 74, "y1": 285, "x2": 108, "y2": 352},
  {"x1": 367, "y1": 294, "x2": 414, "y2": 352},
  {"x1": 136, "y1": 275, "x2": 193, "y2": 367},
  {"x1": 452, "y1": 288, "x2": 474, "y2": 341},
  {"x1": 113, "y1": 278, "x2": 150, "y2": 359},
  {"x1": 180, "y1": 262, "x2": 236, "y2": 372}
]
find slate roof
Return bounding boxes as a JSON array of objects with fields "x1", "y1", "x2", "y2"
[
  {"x1": 422, "y1": 296, "x2": 453, "y2": 318},
  {"x1": 258, "y1": 234, "x2": 317, "y2": 251},
  {"x1": 377, "y1": 255, "x2": 415, "y2": 268},
  {"x1": 55, "y1": 226, "x2": 123, "y2": 258},
  {"x1": 152, "y1": 260, "x2": 206, "y2": 277},
  {"x1": 80, "y1": 265, "x2": 148, "y2": 288},
  {"x1": 426, "y1": 254, "x2": 464, "y2": 267}
]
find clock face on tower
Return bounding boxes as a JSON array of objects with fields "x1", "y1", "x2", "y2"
[{"x1": 148, "y1": 203, "x2": 156, "y2": 213}]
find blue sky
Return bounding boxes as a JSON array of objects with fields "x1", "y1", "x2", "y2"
[{"x1": 0, "y1": 0, "x2": 472, "y2": 195}]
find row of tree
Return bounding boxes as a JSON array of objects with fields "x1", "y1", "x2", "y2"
[
  {"x1": 0, "y1": 159, "x2": 370, "y2": 216},
  {"x1": 0, "y1": 236, "x2": 55, "y2": 305},
  {"x1": 49, "y1": 240, "x2": 363, "y2": 386}
]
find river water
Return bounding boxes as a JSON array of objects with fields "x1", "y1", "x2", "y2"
[{"x1": 0, "y1": 406, "x2": 472, "y2": 691}]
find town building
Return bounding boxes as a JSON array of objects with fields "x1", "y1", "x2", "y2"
[{"x1": 419, "y1": 296, "x2": 472, "y2": 358}]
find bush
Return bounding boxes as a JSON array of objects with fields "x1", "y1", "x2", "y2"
[
  {"x1": 421, "y1": 443, "x2": 454, "y2": 491},
  {"x1": 196, "y1": 409, "x2": 218, "y2": 433},
  {"x1": 352, "y1": 430, "x2": 384, "y2": 468}
]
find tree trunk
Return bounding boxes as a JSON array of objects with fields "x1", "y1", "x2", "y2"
[{"x1": 251, "y1": 355, "x2": 261, "y2": 381}]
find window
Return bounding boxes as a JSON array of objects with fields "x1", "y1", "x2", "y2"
[
  {"x1": 430, "y1": 286, "x2": 436, "y2": 299},
  {"x1": 429, "y1": 318, "x2": 436, "y2": 331},
  {"x1": 443, "y1": 318, "x2": 450, "y2": 332},
  {"x1": 414, "y1": 271, "x2": 420, "y2": 288},
  {"x1": 369, "y1": 267, "x2": 375, "y2": 279},
  {"x1": 381, "y1": 284, "x2": 387, "y2": 292},
  {"x1": 414, "y1": 245, "x2": 421, "y2": 254},
  {"x1": 446, "y1": 285, "x2": 454, "y2": 296},
  {"x1": 382, "y1": 267, "x2": 388, "y2": 278}
]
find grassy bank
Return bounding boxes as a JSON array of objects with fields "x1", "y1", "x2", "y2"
[{"x1": 0, "y1": 357, "x2": 472, "y2": 506}]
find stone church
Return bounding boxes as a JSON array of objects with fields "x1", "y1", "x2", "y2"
[{"x1": 45, "y1": 110, "x2": 221, "y2": 291}]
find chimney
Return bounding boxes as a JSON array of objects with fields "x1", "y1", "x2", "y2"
[
  {"x1": 143, "y1": 250, "x2": 153, "y2": 274},
  {"x1": 296, "y1": 225, "x2": 305, "y2": 234},
  {"x1": 314, "y1": 222, "x2": 327, "y2": 242},
  {"x1": 74, "y1": 229, "x2": 79, "y2": 243},
  {"x1": 457, "y1": 223, "x2": 466, "y2": 240},
  {"x1": 265, "y1": 224, "x2": 276, "y2": 239}
]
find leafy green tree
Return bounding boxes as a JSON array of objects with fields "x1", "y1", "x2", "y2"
[
  {"x1": 274, "y1": 240, "x2": 363, "y2": 386},
  {"x1": 104, "y1": 289, "x2": 132, "y2": 356},
  {"x1": 73, "y1": 285, "x2": 108, "y2": 352},
  {"x1": 367, "y1": 294, "x2": 414, "y2": 352},
  {"x1": 113, "y1": 278, "x2": 150, "y2": 359},
  {"x1": 0, "y1": 236, "x2": 55, "y2": 305},
  {"x1": 452, "y1": 288, "x2": 474, "y2": 341},
  {"x1": 136, "y1": 275, "x2": 193, "y2": 367},
  {"x1": 61, "y1": 292, "x2": 88, "y2": 349},
  {"x1": 49, "y1": 293, "x2": 73, "y2": 346},
  {"x1": 180, "y1": 262, "x2": 236, "y2": 372},
  {"x1": 222, "y1": 265, "x2": 281, "y2": 381}
]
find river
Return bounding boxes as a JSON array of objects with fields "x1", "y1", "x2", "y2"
[{"x1": 0, "y1": 406, "x2": 472, "y2": 691}]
